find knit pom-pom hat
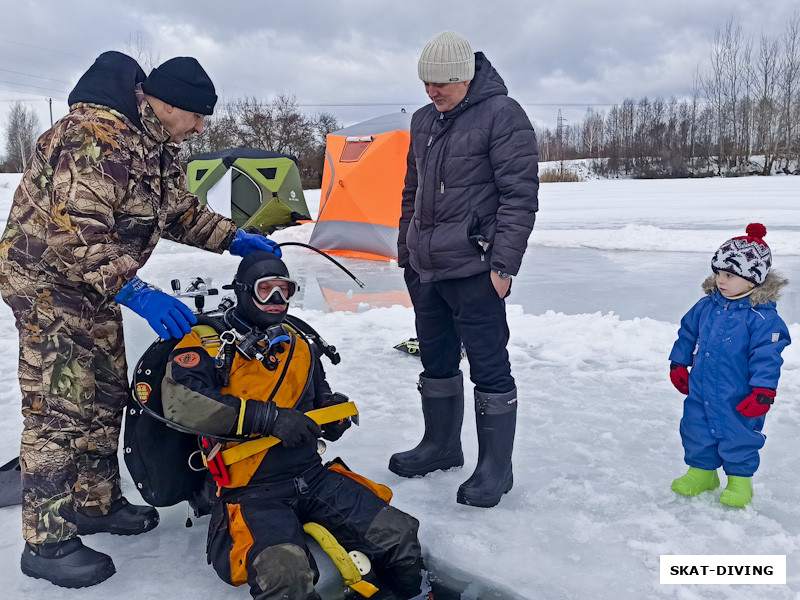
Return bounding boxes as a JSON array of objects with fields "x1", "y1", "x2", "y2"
[{"x1": 711, "y1": 223, "x2": 772, "y2": 285}]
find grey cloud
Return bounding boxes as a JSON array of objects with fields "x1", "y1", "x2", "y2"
[{"x1": 1, "y1": 0, "x2": 797, "y2": 133}]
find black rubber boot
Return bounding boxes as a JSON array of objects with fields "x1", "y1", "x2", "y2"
[
  {"x1": 76, "y1": 497, "x2": 159, "y2": 536},
  {"x1": 388, "y1": 373, "x2": 464, "y2": 478},
  {"x1": 457, "y1": 389, "x2": 517, "y2": 508},
  {"x1": 20, "y1": 538, "x2": 115, "y2": 588}
]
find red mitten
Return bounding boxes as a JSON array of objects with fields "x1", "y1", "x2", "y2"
[
  {"x1": 736, "y1": 388, "x2": 776, "y2": 418},
  {"x1": 669, "y1": 363, "x2": 690, "y2": 395}
]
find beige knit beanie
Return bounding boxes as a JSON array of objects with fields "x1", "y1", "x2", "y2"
[{"x1": 417, "y1": 31, "x2": 475, "y2": 83}]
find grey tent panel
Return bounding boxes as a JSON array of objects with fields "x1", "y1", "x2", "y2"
[
  {"x1": 309, "y1": 221, "x2": 398, "y2": 260},
  {"x1": 333, "y1": 111, "x2": 413, "y2": 137}
]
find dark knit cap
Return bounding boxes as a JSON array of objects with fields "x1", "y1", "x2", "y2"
[{"x1": 142, "y1": 57, "x2": 217, "y2": 115}]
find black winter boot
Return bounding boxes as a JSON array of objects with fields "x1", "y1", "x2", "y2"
[
  {"x1": 20, "y1": 538, "x2": 115, "y2": 588},
  {"x1": 389, "y1": 373, "x2": 464, "y2": 478},
  {"x1": 457, "y1": 389, "x2": 516, "y2": 508},
  {"x1": 76, "y1": 497, "x2": 159, "y2": 536}
]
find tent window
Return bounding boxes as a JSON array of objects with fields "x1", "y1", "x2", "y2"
[
  {"x1": 195, "y1": 168, "x2": 208, "y2": 181},
  {"x1": 340, "y1": 136, "x2": 374, "y2": 162},
  {"x1": 257, "y1": 167, "x2": 277, "y2": 180}
]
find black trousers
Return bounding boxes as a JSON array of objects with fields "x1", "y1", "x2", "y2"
[
  {"x1": 208, "y1": 462, "x2": 422, "y2": 599},
  {"x1": 404, "y1": 268, "x2": 514, "y2": 394}
]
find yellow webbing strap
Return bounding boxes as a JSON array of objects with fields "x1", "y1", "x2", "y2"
[
  {"x1": 236, "y1": 399, "x2": 247, "y2": 436},
  {"x1": 218, "y1": 401, "x2": 359, "y2": 466},
  {"x1": 302, "y1": 522, "x2": 379, "y2": 598}
]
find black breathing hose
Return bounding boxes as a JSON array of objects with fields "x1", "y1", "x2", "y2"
[{"x1": 275, "y1": 241, "x2": 365, "y2": 288}]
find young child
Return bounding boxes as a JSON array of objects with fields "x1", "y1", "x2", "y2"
[{"x1": 668, "y1": 223, "x2": 791, "y2": 507}]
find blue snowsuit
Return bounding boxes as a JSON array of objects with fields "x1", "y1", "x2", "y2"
[{"x1": 669, "y1": 275, "x2": 791, "y2": 477}]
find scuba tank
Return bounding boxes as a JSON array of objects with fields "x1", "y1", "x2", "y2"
[
  {"x1": 123, "y1": 242, "x2": 357, "y2": 516},
  {"x1": 123, "y1": 308, "x2": 341, "y2": 516}
]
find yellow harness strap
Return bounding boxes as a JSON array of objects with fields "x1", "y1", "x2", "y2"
[
  {"x1": 218, "y1": 401, "x2": 359, "y2": 467},
  {"x1": 302, "y1": 522, "x2": 379, "y2": 598}
]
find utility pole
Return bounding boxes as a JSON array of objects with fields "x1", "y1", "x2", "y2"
[
  {"x1": 556, "y1": 109, "x2": 568, "y2": 163},
  {"x1": 48, "y1": 98, "x2": 53, "y2": 127}
]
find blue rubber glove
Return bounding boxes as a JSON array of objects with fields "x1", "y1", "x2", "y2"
[
  {"x1": 114, "y1": 276, "x2": 197, "y2": 339},
  {"x1": 228, "y1": 229, "x2": 282, "y2": 258}
]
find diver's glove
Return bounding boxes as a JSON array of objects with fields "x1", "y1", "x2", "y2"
[
  {"x1": 115, "y1": 276, "x2": 196, "y2": 339},
  {"x1": 669, "y1": 362, "x2": 689, "y2": 395},
  {"x1": 736, "y1": 388, "x2": 775, "y2": 418},
  {"x1": 229, "y1": 228, "x2": 282, "y2": 258},
  {"x1": 247, "y1": 401, "x2": 321, "y2": 448},
  {"x1": 319, "y1": 392, "x2": 352, "y2": 442}
]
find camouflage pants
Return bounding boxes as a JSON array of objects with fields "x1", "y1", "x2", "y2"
[{"x1": 1, "y1": 270, "x2": 128, "y2": 545}]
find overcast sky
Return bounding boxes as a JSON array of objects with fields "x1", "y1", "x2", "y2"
[{"x1": 1, "y1": 0, "x2": 798, "y2": 137}]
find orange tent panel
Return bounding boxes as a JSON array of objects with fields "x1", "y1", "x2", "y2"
[{"x1": 310, "y1": 111, "x2": 414, "y2": 261}]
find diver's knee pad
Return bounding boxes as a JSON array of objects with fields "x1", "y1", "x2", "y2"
[
  {"x1": 250, "y1": 543, "x2": 317, "y2": 600},
  {"x1": 365, "y1": 505, "x2": 422, "y2": 570}
]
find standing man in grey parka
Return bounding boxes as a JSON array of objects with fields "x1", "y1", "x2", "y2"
[{"x1": 389, "y1": 31, "x2": 538, "y2": 508}]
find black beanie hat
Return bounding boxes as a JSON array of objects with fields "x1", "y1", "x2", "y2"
[{"x1": 142, "y1": 57, "x2": 217, "y2": 115}]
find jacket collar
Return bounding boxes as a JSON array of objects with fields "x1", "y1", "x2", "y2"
[
  {"x1": 702, "y1": 270, "x2": 788, "y2": 307},
  {"x1": 439, "y1": 52, "x2": 508, "y2": 119},
  {"x1": 136, "y1": 85, "x2": 172, "y2": 145}
]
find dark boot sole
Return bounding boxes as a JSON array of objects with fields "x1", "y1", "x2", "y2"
[
  {"x1": 388, "y1": 455, "x2": 464, "y2": 478},
  {"x1": 21, "y1": 561, "x2": 116, "y2": 588},
  {"x1": 77, "y1": 518, "x2": 159, "y2": 536},
  {"x1": 456, "y1": 474, "x2": 513, "y2": 508}
]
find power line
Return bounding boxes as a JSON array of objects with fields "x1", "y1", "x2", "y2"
[
  {"x1": 0, "y1": 36, "x2": 89, "y2": 60},
  {"x1": 0, "y1": 98, "x2": 56, "y2": 103},
  {"x1": 0, "y1": 79, "x2": 68, "y2": 94},
  {"x1": 0, "y1": 86, "x2": 65, "y2": 100},
  {"x1": 295, "y1": 102, "x2": 418, "y2": 107},
  {"x1": 0, "y1": 67, "x2": 72, "y2": 85},
  {"x1": 520, "y1": 102, "x2": 619, "y2": 107},
  {"x1": 220, "y1": 100, "x2": 622, "y2": 109}
]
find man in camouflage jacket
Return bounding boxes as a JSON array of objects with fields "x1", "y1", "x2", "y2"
[{"x1": 0, "y1": 51, "x2": 279, "y2": 588}]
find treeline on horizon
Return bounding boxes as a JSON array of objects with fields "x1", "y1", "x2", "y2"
[
  {"x1": 3, "y1": 17, "x2": 799, "y2": 185},
  {"x1": 0, "y1": 92, "x2": 340, "y2": 190},
  {"x1": 539, "y1": 17, "x2": 800, "y2": 179},
  {"x1": 180, "y1": 93, "x2": 340, "y2": 189}
]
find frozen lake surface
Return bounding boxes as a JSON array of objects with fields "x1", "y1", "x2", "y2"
[{"x1": 0, "y1": 174, "x2": 798, "y2": 600}]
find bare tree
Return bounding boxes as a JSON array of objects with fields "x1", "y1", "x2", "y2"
[
  {"x1": 689, "y1": 68, "x2": 703, "y2": 170},
  {"x1": 123, "y1": 31, "x2": 160, "y2": 72},
  {"x1": 706, "y1": 20, "x2": 751, "y2": 171},
  {"x1": 751, "y1": 33, "x2": 781, "y2": 174},
  {"x1": 778, "y1": 13, "x2": 800, "y2": 170},
  {"x1": 533, "y1": 16, "x2": 800, "y2": 179},
  {"x1": 180, "y1": 109, "x2": 239, "y2": 157},
  {"x1": 704, "y1": 34, "x2": 726, "y2": 174},
  {"x1": 183, "y1": 94, "x2": 339, "y2": 188},
  {"x1": 582, "y1": 108, "x2": 604, "y2": 158},
  {"x1": 4, "y1": 102, "x2": 40, "y2": 172}
]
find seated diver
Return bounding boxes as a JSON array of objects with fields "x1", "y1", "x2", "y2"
[{"x1": 160, "y1": 251, "x2": 427, "y2": 600}]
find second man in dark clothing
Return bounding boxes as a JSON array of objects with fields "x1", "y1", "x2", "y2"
[{"x1": 390, "y1": 31, "x2": 539, "y2": 508}]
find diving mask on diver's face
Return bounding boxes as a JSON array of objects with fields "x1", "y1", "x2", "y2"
[{"x1": 253, "y1": 276, "x2": 299, "y2": 305}]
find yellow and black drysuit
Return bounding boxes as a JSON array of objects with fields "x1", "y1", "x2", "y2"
[{"x1": 161, "y1": 325, "x2": 424, "y2": 600}]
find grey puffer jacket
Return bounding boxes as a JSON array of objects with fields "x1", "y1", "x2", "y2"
[{"x1": 398, "y1": 52, "x2": 538, "y2": 283}]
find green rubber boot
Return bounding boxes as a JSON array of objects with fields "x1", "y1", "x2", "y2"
[
  {"x1": 719, "y1": 476, "x2": 753, "y2": 508},
  {"x1": 671, "y1": 467, "x2": 720, "y2": 496}
]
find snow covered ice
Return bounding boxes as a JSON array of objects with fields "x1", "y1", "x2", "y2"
[{"x1": 0, "y1": 173, "x2": 798, "y2": 599}]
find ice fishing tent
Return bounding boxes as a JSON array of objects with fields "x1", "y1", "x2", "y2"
[
  {"x1": 187, "y1": 147, "x2": 311, "y2": 233},
  {"x1": 309, "y1": 111, "x2": 412, "y2": 261}
]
